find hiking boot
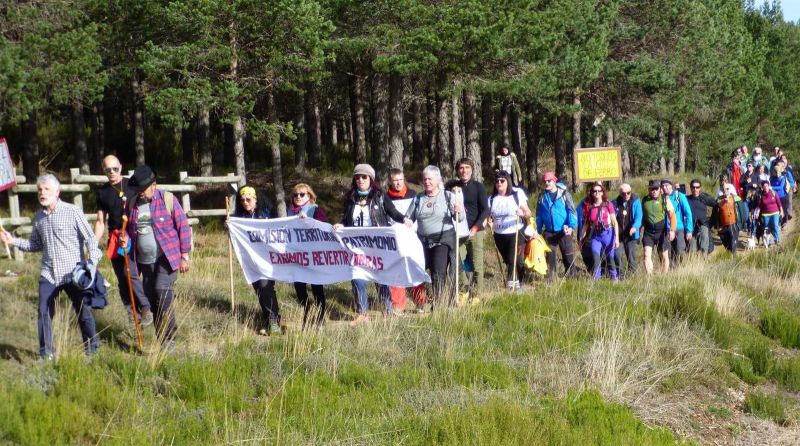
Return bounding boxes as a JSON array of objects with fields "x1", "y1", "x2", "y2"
[
  {"x1": 349, "y1": 314, "x2": 370, "y2": 326},
  {"x1": 257, "y1": 328, "x2": 268, "y2": 336},
  {"x1": 139, "y1": 309, "x2": 154, "y2": 327},
  {"x1": 269, "y1": 320, "x2": 282, "y2": 336}
]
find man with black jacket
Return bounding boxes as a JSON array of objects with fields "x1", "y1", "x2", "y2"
[
  {"x1": 686, "y1": 179, "x2": 716, "y2": 256},
  {"x1": 455, "y1": 158, "x2": 491, "y2": 298}
]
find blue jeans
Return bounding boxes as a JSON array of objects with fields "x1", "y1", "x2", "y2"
[
  {"x1": 38, "y1": 278, "x2": 99, "y2": 358},
  {"x1": 762, "y1": 214, "x2": 781, "y2": 242},
  {"x1": 351, "y1": 280, "x2": 391, "y2": 314}
]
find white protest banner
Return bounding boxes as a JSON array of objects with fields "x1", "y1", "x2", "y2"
[
  {"x1": 0, "y1": 138, "x2": 17, "y2": 192},
  {"x1": 228, "y1": 216, "x2": 430, "y2": 286}
]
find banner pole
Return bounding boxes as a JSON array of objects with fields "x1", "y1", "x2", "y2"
[{"x1": 226, "y1": 198, "x2": 236, "y2": 314}]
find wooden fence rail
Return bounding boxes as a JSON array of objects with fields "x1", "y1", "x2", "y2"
[{"x1": 0, "y1": 169, "x2": 243, "y2": 261}]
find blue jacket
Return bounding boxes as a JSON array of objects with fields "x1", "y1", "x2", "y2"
[
  {"x1": 666, "y1": 191, "x2": 693, "y2": 233},
  {"x1": 613, "y1": 194, "x2": 643, "y2": 240},
  {"x1": 71, "y1": 261, "x2": 108, "y2": 309},
  {"x1": 771, "y1": 174, "x2": 789, "y2": 198},
  {"x1": 536, "y1": 186, "x2": 577, "y2": 233}
]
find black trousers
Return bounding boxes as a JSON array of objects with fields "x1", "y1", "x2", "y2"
[
  {"x1": 614, "y1": 237, "x2": 638, "y2": 277},
  {"x1": 294, "y1": 282, "x2": 325, "y2": 326},
  {"x1": 111, "y1": 254, "x2": 151, "y2": 311},
  {"x1": 543, "y1": 230, "x2": 575, "y2": 282},
  {"x1": 138, "y1": 256, "x2": 177, "y2": 343},
  {"x1": 720, "y1": 225, "x2": 739, "y2": 254},
  {"x1": 494, "y1": 232, "x2": 524, "y2": 282},
  {"x1": 252, "y1": 279, "x2": 278, "y2": 324},
  {"x1": 423, "y1": 243, "x2": 452, "y2": 307}
]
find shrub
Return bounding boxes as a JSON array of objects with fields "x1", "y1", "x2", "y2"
[
  {"x1": 743, "y1": 391, "x2": 788, "y2": 425},
  {"x1": 652, "y1": 281, "x2": 733, "y2": 347},
  {"x1": 759, "y1": 309, "x2": 800, "y2": 348},
  {"x1": 771, "y1": 357, "x2": 800, "y2": 392},
  {"x1": 742, "y1": 339, "x2": 774, "y2": 376}
]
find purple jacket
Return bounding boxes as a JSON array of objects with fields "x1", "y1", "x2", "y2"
[{"x1": 125, "y1": 189, "x2": 192, "y2": 271}]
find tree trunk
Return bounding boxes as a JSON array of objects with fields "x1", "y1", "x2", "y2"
[
  {"x1": 427, "y1": 95, "x2": 438, "y2": 165},
  {"x1": 481, "y1": 94, "x2": 493, "y2": 168},
  {"x1": 232, "y1": 117, "x2": 246, "y2": 186},
  {"x1": 349, "y1": 74, "x2": 367, "y2": 163},
  {"x1": 181, "y1": 122, "x2": 195, "y2": 171},
  {"x1": 194, "y1": 108, "x2": 211, "y2": 176},
  {"x1": 658, "y1": 125, "x2": 667, "y2": 175},
  {"x1": 293, "y1": 104, "x2": 306, "y2": 172},
  {"x1": 436, "y1": 94, "x2": 451, "y2": 178},
  {"x1": 553, "y1": 114, "x2": 567, "y2": 181},
  {"x1": 510, "y1": 104, "x2": 522, "y2": 160},
  {"x1": 678, "y1": 121, "x2": 686, "y2": 173},
  {"x1": 451, "y1": 92, "x2": 463, "y2": 162},
  {"x1": 304, "y1": 88, "x2": 322, "y2": 168},
  {"x1": 667, "y1": 124, "x2": 675, "y2": 175},
  {"x1": 571, "y1": 93, "x2": 581, "y2": 191},
  {"x1": 370, "y1": 74, "x2": 388, "y2": 171},
  {"x1": 72, "y1": 103, "x2": 89, "y2": 174},
  {"x1": 387, "y1": 73, "x2": 404, "y2": 170},
  {"x1": 463, "y1": 91, "x2": 482, "y2": 182},
  {"x1": 606, "y1": 128, "x2": 614, "y2": 146},
  {"x1": 412, "y1": 98, "x2": 424, "y2": 169},
  {"x1": 89, "y1": 102, "x2": 104, "y2": 170},
  {"x1": 267, "y1": 89, "x2": 286, "y2": 217},
  {"x1": 21, "y1": 113, "x2": 39, "y2": 180},
  {"x1": 498, "y1": 101, "x2": 510, "y2": 147},
  {"x1": 329, "y1": 117, "x2": 338, "y2": 147},
  {"x1": 524, "y1": 103, "x2": 539, "y2": 192},
  {"x1": 132, "y1": 78, "x2": 145, "y2": 166}
]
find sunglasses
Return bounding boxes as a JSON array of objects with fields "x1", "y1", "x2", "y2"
[
  {"x1": 354, "y1": 175, "x2": 370, "y2": 181},
  {"x1": 691, "y1": 185, "x2": 701, "y2": 189},
  {"x1": 591, "y1": 189, "x2": 603, "y2": 194},
  {"x1": 544, "y1": 179, "x2": 555, "y2": 183},
  {"x1": 495, "y1": 179, "x2": 507, "y2": 183},
  {"x1": 104, "y1": 166, "x2": 121, "y2": 174},
  {"x1": 293, "y1": 192, "x2": 307, "y2": 198}
]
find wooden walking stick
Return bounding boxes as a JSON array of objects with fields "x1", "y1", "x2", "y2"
[
  {"x1": 120, "y1": 216, "x2": 143, "y2": 350},
  {"x1": 226, "y1": 198, "x2": 236, "y2": 313}
]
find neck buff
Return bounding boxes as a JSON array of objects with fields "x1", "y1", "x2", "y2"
[{"x1": 386, "y1": 185, "x2": 408, "y2": 199}]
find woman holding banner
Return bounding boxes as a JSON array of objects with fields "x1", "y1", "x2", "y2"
[
  {"x1": 405, "y1": 165, "x2": 463, "y2": 309},
  {"x1": 336, "y1": 164, "x2": 412, "y2": 326},
  {"x1": 488, "y1": 170, "x2": 532, "y2": 290},
  {"x1": 289, "y1": 183, "x2": 328, "y2": 327},
  {"x1": 231, "y1": 185, "x2": 281, "y2": 336}
]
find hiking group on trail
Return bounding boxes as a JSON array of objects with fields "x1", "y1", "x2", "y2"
[{"x1": 0, "y1": 144, "x2": 796, "y2": 359}]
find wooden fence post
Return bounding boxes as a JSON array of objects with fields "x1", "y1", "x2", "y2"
[{"x1": 69, "y1": 168, "x2": 83, "y2": 212}]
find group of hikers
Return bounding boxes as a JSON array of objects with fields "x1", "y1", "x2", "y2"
[{"x1": 0, "y1": 143, "x2": 795, "y2": 360}]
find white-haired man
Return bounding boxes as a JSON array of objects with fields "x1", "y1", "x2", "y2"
[{"x1": 0, "y1": 174, "x2": 102, "y2": 360}]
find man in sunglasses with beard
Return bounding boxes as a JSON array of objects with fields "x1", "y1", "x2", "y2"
[{"x1": 94, "y1": 155, "x2": 153, "y2": 327}]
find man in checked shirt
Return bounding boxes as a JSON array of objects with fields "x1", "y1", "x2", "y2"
[
  {"x1": 0, "y1": 174, "x2": 102, "y2": 360},
  {"x1": 119, "y1": 165, "x2": 191, "y2": 350}
]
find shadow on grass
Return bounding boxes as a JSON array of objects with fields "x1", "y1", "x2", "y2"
[{"x1": 0, "y1": 342, "x2": 36, "y2": 362}]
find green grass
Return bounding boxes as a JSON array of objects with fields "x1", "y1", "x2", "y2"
[
  {"x1": 0, "y1": 189, "x2": 798, "y2": 444},
  {"x1": 743, "y1": 391, "x2": 789, "y2": 425}
]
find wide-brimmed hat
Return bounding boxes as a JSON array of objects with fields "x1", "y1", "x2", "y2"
[{"x1": 128, "y1": 165, "x2": 156, "y2": 193}]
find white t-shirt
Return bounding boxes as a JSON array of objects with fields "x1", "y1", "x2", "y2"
[
  {"x1": 489, "y1": 188, "x2": 528, "y2": 234},
  {"x1": 351, "y1": 202, "x2": 372, "y2": 227}
]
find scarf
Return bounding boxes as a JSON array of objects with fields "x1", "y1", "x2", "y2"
[{"x1": 386, "y1": 185, "x2": 408, "y2": 199}]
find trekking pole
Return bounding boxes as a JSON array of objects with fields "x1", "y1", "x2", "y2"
[
  {"x1": 225, "y1": 198, "x2": 236, "y2": 314},
  {"x1": 454, "y1": 188, "x2": 462, "y2": 305},
  {"x1": 511, "y1": 214, "x2": 520, "y2": 290},
  {"x1": 120, "y1": 216, "x2": 143, "y2": 350}
]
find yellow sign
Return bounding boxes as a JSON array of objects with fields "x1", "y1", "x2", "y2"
[{"x1": 575, "y1": 147, "x2": 622, "y2": 182}]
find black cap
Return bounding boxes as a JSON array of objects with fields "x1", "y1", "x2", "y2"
[
  {"x1": 496, "y1": 170, "x2": 511, "y2": 179},
  {"x1": 660, "y1": 179, "x2": 673, "y2": 186},
  {"x1": 128, "y1": 165, "x2": 156, "y2": 193},
  {"x1": 648, "y1": 179, "x2": 662, "y2": 189}
]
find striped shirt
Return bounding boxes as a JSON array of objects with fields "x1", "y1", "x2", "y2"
[{"x1": 15, "y1": 200, "x2": 101, "y2": 285}]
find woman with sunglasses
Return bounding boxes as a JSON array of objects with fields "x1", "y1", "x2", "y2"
[
  {"x1": 579, "y1": 183, "x2": 620, "y2": 281},
  {"x1": 335, "y1": 164, "x2": 411, "y2": 326},
  {"x1": 289, "y1": 183, "x2": 328, "y2": 327},
  {"x1": 488, "y1": 170, "x2": 532, "y2": 290},
  {"x1": 231, "y1": 185, "x2": 281, "y2": 335}
]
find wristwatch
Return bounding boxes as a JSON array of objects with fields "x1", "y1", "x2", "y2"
[{"x1": 181, "y1": 255, "x2": 190, "y2": 261}]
